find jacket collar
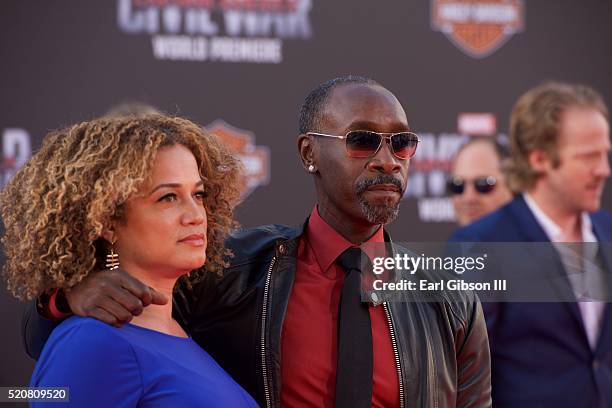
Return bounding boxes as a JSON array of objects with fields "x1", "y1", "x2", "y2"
[
  {"x1": 507, "y1": 195, "x2": 551, "y2": 242},
  {"x1": 511, "y1": 194, "x2": 611, "y2": 242}
]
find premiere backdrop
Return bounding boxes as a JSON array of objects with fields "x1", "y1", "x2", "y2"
[{"x1": 1, "y1": 0, "x2": 612, "y2": 386}]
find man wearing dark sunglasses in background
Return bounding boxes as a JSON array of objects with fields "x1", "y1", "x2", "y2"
[
  {"x1": 23, "y1": 75, "x2": 492, "y2": 407},
  {"x1": 448, "y1": 138, "x2": 513, "y2": 226}
]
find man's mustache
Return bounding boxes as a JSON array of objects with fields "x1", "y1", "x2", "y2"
[{"x1": 356, "y1": 175, "x2": 405, "y2": 196}]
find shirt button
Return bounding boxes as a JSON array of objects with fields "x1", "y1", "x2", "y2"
[
  {"x1": 593, "y1": 359, "x2": 600, "y2": 370},
  {"x1": 278, "y1": 244, "x2": 286, "y2": 254}
]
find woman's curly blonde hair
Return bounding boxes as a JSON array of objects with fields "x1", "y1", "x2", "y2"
[{"x1": 1, "y1": 114, "x2": 242, "y2": 300}]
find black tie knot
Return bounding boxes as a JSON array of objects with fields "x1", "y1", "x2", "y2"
[{"x1": 337, "y1": 247, "x2": 363, "y2": 274}]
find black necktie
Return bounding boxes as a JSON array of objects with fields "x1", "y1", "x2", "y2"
[{"x1": 334, "y1": 247, "x2": 373, "y2": 408}]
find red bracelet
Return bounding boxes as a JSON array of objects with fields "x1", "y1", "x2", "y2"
[{"x1": 48, "y1": 290, "x2": 72, "y2": 319}]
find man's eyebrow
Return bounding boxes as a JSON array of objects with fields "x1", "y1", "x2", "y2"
[
  {"x1": 148, "y1": 180, "x2": 204, "y2": 195},
  {"x1": 346, "y1": 120, "x2": 411, "y2": 131}
]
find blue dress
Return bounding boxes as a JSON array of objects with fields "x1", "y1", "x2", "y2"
[{"x1": 30, "y1": 316, "x2": 259, "y2": 407}]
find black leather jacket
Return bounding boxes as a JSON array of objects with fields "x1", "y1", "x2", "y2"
[{"x1": 24, "y1": 222, "x2": 492, "y2": 408}]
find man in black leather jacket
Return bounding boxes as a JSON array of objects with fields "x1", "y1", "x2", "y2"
[{"x1": 23, "y1": 76, "x2": 491, "y2": 407}]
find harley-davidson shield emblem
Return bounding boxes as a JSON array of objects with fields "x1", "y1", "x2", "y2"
[
  {"x1": 206, "y1": 120, "x2": 270, "y2": 198},
  {"x1": 431, "y1": 0, "x2": 525, "y2": 58}
]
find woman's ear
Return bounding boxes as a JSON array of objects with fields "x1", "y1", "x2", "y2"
[{"x1": 100, "y1": 225, "x2": 116, "y2": 244}]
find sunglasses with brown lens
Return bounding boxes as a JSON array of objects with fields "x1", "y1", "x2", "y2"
[{"x1": 307, "y1": 130, "x2": 420, "y2": 160}]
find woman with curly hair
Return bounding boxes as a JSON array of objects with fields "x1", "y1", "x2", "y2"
[{"x1": 1, "y1": 114, "x2": 258, "y2": 407}]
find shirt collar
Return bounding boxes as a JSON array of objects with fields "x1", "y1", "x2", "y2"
[
  {"x1": 582, "y1": 212, "x2": 597, "y2": 243},
  {"x1": 523, "y1": 193, "x2": 597, "y2": 243},
  {"x1": 306, "y1": 206, "x2": 385, "y2": 274}
]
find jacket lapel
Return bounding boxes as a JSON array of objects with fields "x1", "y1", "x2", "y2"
[
  {"x1": 591, "y1": 215, "x2": 612, "y2": 356},
  {"x1": 510, "y1": 196, "x2": 586, "y2": 336}
]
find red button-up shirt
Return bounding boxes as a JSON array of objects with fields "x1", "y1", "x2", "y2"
[{"x1": 280, "y1": 207, "x2": 400, "y2": 407}]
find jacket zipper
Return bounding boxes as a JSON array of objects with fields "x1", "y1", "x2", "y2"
[
  {"x1": 384, "y1": 301, "x2": 405, "y2": 408},
  {"x1": 260, "y1": 256, "x2": 276, "y2": 408}
]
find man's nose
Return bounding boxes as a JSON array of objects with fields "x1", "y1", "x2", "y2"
[
  {"x1": 367, "y1": 140, "x2": 402, "y2": 174},
  {"x1": 461, "y1": 182, "x2": 480, "y2": 201},
  {"x1": 594, "y1": 153, "x2": 611, "y2": 178}
]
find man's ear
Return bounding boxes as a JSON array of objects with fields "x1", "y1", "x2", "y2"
[
  {"x1": 528, "y1": 149, "x2": 551, "y2": 173},
  {"x1": 297, "y1": 134, "x2": 318, "y2": 173}
]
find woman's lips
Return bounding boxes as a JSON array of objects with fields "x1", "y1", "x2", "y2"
[{"x1": 179, "y1": 234, "x2": 206, "y2": 247}]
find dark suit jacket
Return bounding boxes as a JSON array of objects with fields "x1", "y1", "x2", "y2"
[{"x1": 450, "y1": 195, "x2": 612, "y2": 408}]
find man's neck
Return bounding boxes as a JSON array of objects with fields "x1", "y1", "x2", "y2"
[
  {"x1": 527, "y1": 189, "x2": 582, "y2": 241},
  {"x1": 316, "y1": 204, "x2": 381, "y2": 245}
]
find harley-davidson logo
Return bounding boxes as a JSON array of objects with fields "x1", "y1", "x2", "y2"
[
  {"x1": 206, "y1": 119, "x2": 270, "y2": 198},
  {"x1": 431, "y1": 0, "x2": 524, "y2": 58}
]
